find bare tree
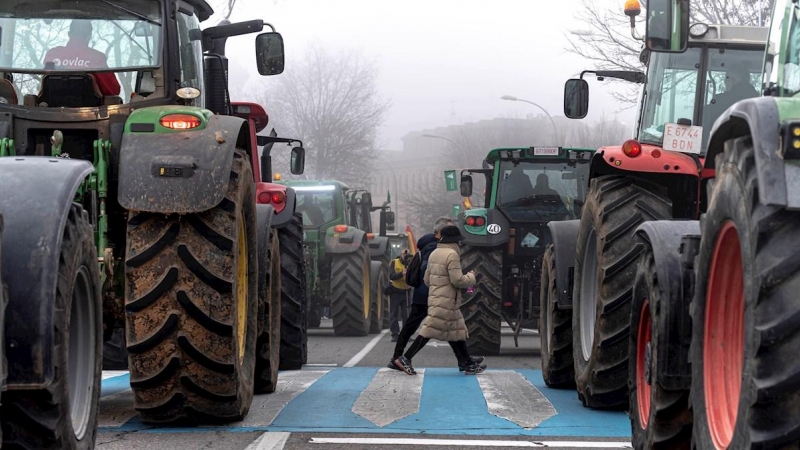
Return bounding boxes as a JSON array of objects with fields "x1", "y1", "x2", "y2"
[
  {"x1": 565, "y1": 0, "x2": 774, "y2": 106},
  {"x1": 255, "y1": 42, "x2": 391, "y2": 187}
]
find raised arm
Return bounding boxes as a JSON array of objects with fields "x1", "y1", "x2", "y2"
[{"x1": 446, "y1": 252, "x2": 475, "y2": 289}]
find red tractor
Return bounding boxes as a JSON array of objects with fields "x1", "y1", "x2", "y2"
[
  {"x1": 539, "y1": 0, "x2": 767, "y2": 414},
  {"x1": 231, "y1": 102, "x2": 308, "y2": 372}
]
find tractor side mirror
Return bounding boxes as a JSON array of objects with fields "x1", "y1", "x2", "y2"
[
  {"x1": 361, "y1": 192, "x2": 372, "y2": 208},
  {"x1": 256, "y1": 32, "x2": 285, "y2": 76},
  {"x1": 460, "y1": 174, "x2": 473, "y2": 197},
  {"x1": 385, "y1": 211, "x2": 396, "y2": 231},
  {"x1": 645, "y1": 0, "x2": 689, "y2": 53},
  {"x1": 290, "y1": 146, "x2": 305, "y2": 175},
  {"x1": 564, "y1": 78, "x2": 589, "y2": 119}
]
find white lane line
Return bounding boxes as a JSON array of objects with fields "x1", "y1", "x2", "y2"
[
  {"x1": 237, "y1": 370, "x2": 329, "y2": 427},
  {"x1": 308, "y1": 437, "x2": 631, "y2": 447},
  {"x1": 101, "y1": 370, "x2": 129, "y2": 380},
  {"x1": 303, "y1": 364, "x2": 338, "y2": 367},
  {"x1": 352, "y1": 368, "x2": 425, "y2": 426},
  {"x1": 476, "y1": 370, "x2": 557, "y2": 429},
  {"x1": 98, "y1": 389, "x2": 137, "y2": 428},
  {"x1": 244, "y1": 432, "x2": 291, "y2": 450},
  {"x1": 343, "y1": 329, "x2": 389, "y2": 367}
]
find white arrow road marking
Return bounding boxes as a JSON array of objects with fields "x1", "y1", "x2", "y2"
[
  {"x1": 236, "y1": 370, "x2": 329, "y2": 427},
  {"x1": 477, "y1": 370, "x2": 557, "y2": 429},
  {"x1": 352, "y1": 368, "x2": 425, "y2": 427},
  {"x1": 98, "y1": 389, "x2": 137, "y2": 428},
  {"x1": 244, "y1": 432, "x2": 291, "y2": 450}
]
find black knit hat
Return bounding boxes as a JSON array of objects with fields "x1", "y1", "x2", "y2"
[{"x1": 439, "y1": 225, "x2": 465, "y2": 243}]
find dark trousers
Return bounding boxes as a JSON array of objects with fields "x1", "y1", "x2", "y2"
[
  {"x1": 403, "y1": 335, "x2": 472, "y2": 366},
  {"x1": 389, "y1": 292, "x2": 409, "y2": 336},
  {"x1": 392, "y1": 303, "x2": 428, "y2": 359}
]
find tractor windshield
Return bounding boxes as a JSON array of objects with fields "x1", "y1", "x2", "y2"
[
  {"x1": 495, "y1": 160, "x2": 589, "y2": 222},
  {"x1": 296, "y1": 189, "x2": 337, "y2": 228},
  {"x1": 0, "y1": 1, "x2": 162, "y2": 73},
  {"x1": 639, "y1": 45, "x2": 764, "y2": 154}
]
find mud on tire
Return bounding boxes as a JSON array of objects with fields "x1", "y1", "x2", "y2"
[
  {"x1": 461, "y1": 245, "x2": 503, "y2": 356},
  {"x1": 572, "y1": 175, "x2": 672, "y2": 409},
  {"x1": 3, "y1": 205, "x2": 102, "y2": 449},
  {"x1": 628, "y1": 244, "x2": 691, "y2": 450},
  {"x1": 330, "y1": 244, "x2": 371, "y2": 336},
  {"x1": 124, "y1": 150, "x2": 258, "y2": 424},
  {"x1": 539, "y1": 244, "x2": 575, "y2": 388},
  {"x1": 278, "y1": 212, "x2": 308, "y2": 370},
  {"x1": 691, "y1": 136, "x2": 800, "y2": 449}
]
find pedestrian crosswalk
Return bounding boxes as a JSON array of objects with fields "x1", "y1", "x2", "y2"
[{"x1": 99, "y1": 367, "x2": 630, "y2": 437}]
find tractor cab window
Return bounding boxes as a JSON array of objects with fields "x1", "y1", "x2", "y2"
[
  {"x1": 639, "y1": 48, "x2": 701, "y2": 146},
  {"x1": 496, "y1": 160, "x2": 589, "y2": 222},
  {"x1": 297, "y1": 190, "x2": 336, "y2": 228},
  {"x1": 701, "y1": 48, "x2": 764, "y2": 143},
  {"x1": 639, "y1": 45, "x2": 764, "y2": 153},
  {"x1": 0, "y1": 0, "x2": 162, "y2": 101},
  {"x1": 175, "y1": 6, "x2": 204, "y2": 108}
]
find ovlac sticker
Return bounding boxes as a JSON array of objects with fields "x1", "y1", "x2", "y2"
[{"x1": 487, "y1": 224, "x2": 502, "y2": 234}]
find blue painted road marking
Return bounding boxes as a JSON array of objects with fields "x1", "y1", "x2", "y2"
[{"x1": 99, "y1": 368, "x2": 631, "y2": 437}]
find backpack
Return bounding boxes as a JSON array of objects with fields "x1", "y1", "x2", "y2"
[{"x1": 404, "y1": 252, "x2": 423, "y2": 288}]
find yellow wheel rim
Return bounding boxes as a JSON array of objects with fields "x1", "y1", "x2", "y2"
[
  {"x1": 362, "y1": 253, "x2": 370, "y2": 320},
  {"x1": 236, "y1": 218, "x2": 248, "y2": 365}
]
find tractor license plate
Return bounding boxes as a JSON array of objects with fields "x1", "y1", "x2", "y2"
[{"x1": 663, "y1": 123, "x2": 702, "y2": 154}]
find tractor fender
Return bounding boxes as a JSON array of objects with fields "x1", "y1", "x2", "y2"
[
  {"x1": 459, "y1": 209, "x2": 510, "y2": 247},
  {"x1": 270, "y1": 187, "x2": 297, "y2": 229},
  {"x1": 590, "y1": 144, "x2": 700, "y2": 178},
  {"x1": 546, "y1": 219, "x2": 580, "y2": 310},
  {"x1": 634, "y1": 219, "x2": 700, "y2": 391},
  {"x1": 705, "y1": 96, "x2": 799, "y2": 209},
  {"x1": 117, "y1": 114, "x2": 249, "y2": 214},
  {"x1": 255, "y1": 203, "x2": 275, "y2": 336},
  {"x1": 325, "y1": 227, "x2": 367, "y2": 254},
  {"x1": 368, "y1": 235, "x2": 390, "y2": 261},
  {"x1": 0, "y1": 157, "x2": 93, "y2": 388}
]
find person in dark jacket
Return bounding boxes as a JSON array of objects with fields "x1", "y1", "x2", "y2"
[{"x1": 387, "y1": 216, "x2": 484, "y2": 371}]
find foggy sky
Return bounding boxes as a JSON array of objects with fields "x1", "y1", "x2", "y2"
[{"x1": 217, "y1": 0, "x2": 639, "y2": 151}]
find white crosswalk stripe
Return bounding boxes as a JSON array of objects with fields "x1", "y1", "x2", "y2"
[
  {"x1": 476, "y1": 370, "x2": 557, "y2": 429},
  {"x1": 352, "y1": 368, "x2": 425, "y2": 426},
  {"x1": 235, "y1": 370, "x2": 329, "y2": 427},
  {"x1": 98, "y1": 389, "x2": 137, "y2": 428}
]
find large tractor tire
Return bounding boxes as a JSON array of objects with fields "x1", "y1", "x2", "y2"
[
  {"x1": 369, "y1": 261, "x2": 388, "y2": 334},
  {"x1": 539, "y1": 244, "x2": 575, "y2": 388},
  {"x1": 330, "y1": 244, "x2": 371, "y2": 336},
  {"x1": 3, "y1": 205, "x2": 102, "y2": 449},
  {"x1": 102, "y1": 327, "x2": 128, "y2": 370},
  {"x1": 461, "y1": 245, "x2": 503, "y2": 356},
  {"x1": 572, "y1": 175, "x2": 672, "y2": 409},
  {"x1": 124, "y1": 151, "x2": 258, "y2": 424},
  {"x1": 254, "y1": 230, "x2": 280, "y2": 394},
  {"x1": 278, "y1": 212, "x2": 308, "y2": 370},
  {"x1": 628, "y1": 244, "x2": 691, "y2": 450},
  {"x1": 691, "y1": 137, "x2": 800, "y2": 449}
]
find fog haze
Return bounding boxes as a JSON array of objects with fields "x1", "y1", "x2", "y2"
[{"x1": 218, "y1": 0, "x2": 639, "y2": 150}]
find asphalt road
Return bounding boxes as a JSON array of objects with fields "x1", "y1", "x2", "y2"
[{"x1": 97, "y1": 320, "x2": 632, "y2": 450}]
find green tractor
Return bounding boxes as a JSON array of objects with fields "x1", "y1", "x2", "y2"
[
  {"x1": 283, "y1": 180, "x2": 395, "y2": 336},
  {"x1": 0, "y1": 0, "x2": 302, "y2": 446},
  {"x1": 457, "y1": 147, "x2": 594, "y2": 355}
]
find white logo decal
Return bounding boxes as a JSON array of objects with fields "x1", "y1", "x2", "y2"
[{"x1": 487, "y1": 224, "x2": 501, "y2": 235}]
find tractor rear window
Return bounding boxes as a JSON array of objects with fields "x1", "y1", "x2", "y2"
[
  {"x1": 297, "y1": 191, "x2": 337, "y2": 228},
  {"x1": 0, "y1": 0, "x2": 162, "y2": 74},
  {"x1": 496, "y1": 160, "x2": 589, "y2": 222}
]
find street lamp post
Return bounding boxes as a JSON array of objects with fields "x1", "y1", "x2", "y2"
[
  {"x1": 501, "y1": 95, "x2": 559, "y2": 143},
  {"x1": 421, "y1": 133, "x2": 469, "y2": 162}
]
